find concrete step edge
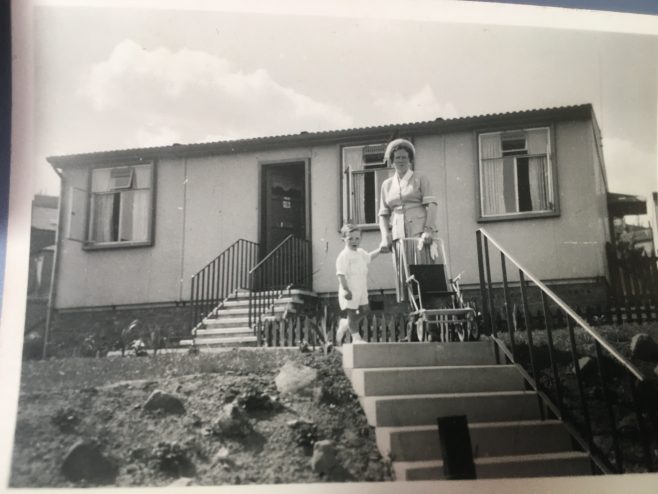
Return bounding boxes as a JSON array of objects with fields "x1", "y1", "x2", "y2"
[
  {"x1": 365, "y1": 390, "x2": 537, "y2": 401},
  {"x1": 394, "y1": 450, "x2": 590, "y2": 471},
  {"x1": 378, "y1": 419, "x2": 564, "y2": 434}
]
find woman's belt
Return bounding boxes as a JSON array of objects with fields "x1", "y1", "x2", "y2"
[{"x1": 392, "y1": 204, "x2": 425, "y2": 213}]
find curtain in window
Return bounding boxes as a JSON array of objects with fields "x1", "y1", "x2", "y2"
[
  {"x1": 351, "y1": 171, "x2": 366, "y2": 224},
  {"x1": 526, "y1": 129, "x2": 549, "y2": 211},
  {"x1": 120, "y1": 190, "x2": 150, "y2": 241},
  {"x1": 528, "y1": 156, "x2": 548, "y2": 210},
  {"x1": 91, "y1": 194, "x2": 115, "y2": 242},
  {"x1": 480, "y1": 134, "x2": 505, "y2": 215}
]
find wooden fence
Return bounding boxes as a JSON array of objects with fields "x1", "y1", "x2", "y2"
[
  {"x1": 258, "y1": 312, "x2": 413, "y2": 347},
  {"x1": 606, "y1": 243, "x2": 658, "y2": 323}
]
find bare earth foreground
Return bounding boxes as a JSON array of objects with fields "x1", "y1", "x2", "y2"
[{"x1": 10, "y1": 348, "x2": 393, "y2": 487}]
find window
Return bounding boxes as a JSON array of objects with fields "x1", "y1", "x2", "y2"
[
  {"x1": 87, "y1": 163, "x2": 154, "y2": 245},
  {"x1": 478, "y1": 127, "x2": 556, "y2": 219},
  {"x1": 342, "y1": 143, "x2": 393, "y2": 226}
]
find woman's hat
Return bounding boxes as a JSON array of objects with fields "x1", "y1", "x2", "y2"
[{"x1": 384, "y1": 138, "x2": 415, "y2": 164}]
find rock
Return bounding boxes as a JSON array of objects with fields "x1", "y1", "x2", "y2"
[
  {"x1": 143, "y1": 390, "x2": 186, "y2": 415},
  {"x1": 311, "y1": 440, "x2": 337, "y2": 475},
  {"x1": 275, "y1": 360, "x2": 318, "y2": 396},
  {"x1": 287, "y1": 418, "x2": 318, "y2": 447},
  {"x1": 167, "y1": 477, "x2": 195, "y2": 487},
  {"x1": 239, "y1": 389, "x2": 277, "y2": 412},
  {"x1": 211, "y1": 402, "x2": 251, "y2": 437},
  {"x1": 61, "y1": 440, "x2": 117, "y2": 484},
  {"x1": 617, "y1": 413, "x2": 639, "y2": 434},
  {"x1": 630, "y1": 334, "x2": 658, "y2": 361},
  {"x1": 51, "y1": 407, "x2": 80, "y2": 433},
  {"x1": 575, "y1": 356, "x2": 596, "y2": 376},
  {"x1": 213, "y1": 447, "x2": 230, "y2": 462}
]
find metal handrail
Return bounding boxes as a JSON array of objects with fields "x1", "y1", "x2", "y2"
[
  {"x1": 476, "y1": 227, "x2": 656, "y2": 474},
  {"x1": 248, "y1": 234, "x2": 295, "y2": 275},
  {"x1": 189, "y1": 238, "x2": 259, "y2": 333},
  {"x1": 479, "y1": 228, "x2": 644, "y2": 380},
  {"x1": 247, "y1": 235, "x2": 312, "y2": 339}
]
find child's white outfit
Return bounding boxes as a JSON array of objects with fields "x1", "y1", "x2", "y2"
[{"x1": 336, "y1": 247, "x2": 372, "y2": 310}]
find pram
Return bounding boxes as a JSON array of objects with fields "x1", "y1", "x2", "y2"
[{"x1": 399, "y1": 237, "x2": 479, "y2": 342}]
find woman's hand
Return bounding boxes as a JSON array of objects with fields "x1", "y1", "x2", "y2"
[
  {"x1": 379, "y1": 232, "x2": 392, "y2": 253},
  {"x1": 344, "y1": 288, "x2": 352, "y2": 300},
  {"x1": 421, "y1": 230, "x2": 433, "y2": 246}
]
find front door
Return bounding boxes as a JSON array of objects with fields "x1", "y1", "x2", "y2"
[{"x1": 261, "y1": 162, "x2": 307, "y2": 256}]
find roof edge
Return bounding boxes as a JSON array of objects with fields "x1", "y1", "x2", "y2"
[{"x1": 48, "y1": 104, "x2": 594, "y2": 168}]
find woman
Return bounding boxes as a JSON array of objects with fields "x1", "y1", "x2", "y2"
[{"x1": 378, "y1": 138, "x2": 438, "y2": 302}]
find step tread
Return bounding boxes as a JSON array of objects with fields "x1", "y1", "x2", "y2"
[
  {"x1": 195, "y1": 328, "x2": 254, "y2": 335},
  {"x1": 365, "y1": 390, "x2": 536, "y2": 401},
  {"x1": 355, "y1": 364, "x2": 517, "y2": 372},
  {"x1": 223, "y1": 296, "x2": 303, "y2": 306},
  {"x1": 395, "y1": 450, "x2": 589, "y2": 470},
  {"x1": 378, "y1": 419, "x2": 563, "y2": 433},
  {"x1": 180, "y1": 336, "x2": 257, "y2": 346}
]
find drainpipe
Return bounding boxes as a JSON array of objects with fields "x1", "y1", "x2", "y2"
[
  {"x1": 178, "y1": 157, "x2": 188, "y2": 301},
  {"x1": 42, "y1": 167, "x2": 63, "y2": 359}
]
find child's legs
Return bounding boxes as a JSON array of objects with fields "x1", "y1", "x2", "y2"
[{"x1": 346, "y1": 304, "x2": 370, "y2": 336}]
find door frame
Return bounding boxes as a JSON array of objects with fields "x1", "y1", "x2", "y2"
[{"x1": 258, "y1": 158, "x2": 312, "y2": 258}]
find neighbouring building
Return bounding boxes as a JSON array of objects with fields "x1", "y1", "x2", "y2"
[
  {"x1": 25, "y1": 194, "x2": 58, "y2": 334},
  {"x1": 45, "y1": 104, "x2": 615, "y2": 353}
]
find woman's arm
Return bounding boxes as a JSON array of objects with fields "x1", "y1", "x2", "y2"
[{"x1": 378, "y1": 215, "x2": 392, "y2": 252}]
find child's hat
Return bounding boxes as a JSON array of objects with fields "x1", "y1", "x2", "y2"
[{"x1": 384, "y1": 138, "x2": 415, "y2": 164}]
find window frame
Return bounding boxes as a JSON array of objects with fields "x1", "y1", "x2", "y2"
[
  {"x1": 476, "y1": 124, "x2": 560, "y2": 223},
  {"x1": 340, "y1": 141, "x2": 392, "y2": 230},
  {"x1": 82, "y1": 161, "x2": 156, "y2": 250}
]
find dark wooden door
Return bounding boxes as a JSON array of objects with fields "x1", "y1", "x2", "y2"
[{"x1": 261, "y1": 162, "x2": 306, "y2": 255}]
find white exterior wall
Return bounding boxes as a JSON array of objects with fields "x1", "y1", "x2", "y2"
[{"x1": 54, "y1": 117, "x2": 608, "y2": 308}]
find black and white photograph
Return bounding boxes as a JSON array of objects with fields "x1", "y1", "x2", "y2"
[{"x1": 2, "y1": 0, "x2": 658, "y2": 491}]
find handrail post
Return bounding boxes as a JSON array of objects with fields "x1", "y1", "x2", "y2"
[
  {"x1": 500, "y1": 253, "x2": 516, "y2": 359},
  {"x1": 519, "y1": 270, "x2": 544, "y2": 420},
  {"x1": 594, "y1": 341, "x2": 623, "y2": 472},
  {"x1": 475, "y1": 231, "x2": 492, "y2": 336},
  {"x1": 567, "y1": 317, "x2": 594, "y2": 457},
  {"x1": 541, "y1": 291, "x2": 564, "y2": 417}
]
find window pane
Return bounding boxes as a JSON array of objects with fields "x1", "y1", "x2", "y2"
[
  {"x1": 110, "y1": 167, "x2": 134, "y2": 190},
  {"x1": 481, "y1": 158, "x2": 505, "y2": 215},
  {"x1": 351, "y1": 171, "x2": 366, "y2": 224},
  {"x1": 480, "y1": 128, "x2": 554, "y2": 217},
  {"x1": 121, "y1": 189, "x2": 150, "y2": 242},
  {"x1": 91, "y1": 169, "x2": 112, "y2": 192},
  {"x1": 343, "y1": 147, "x2": 364, "y2": 171},
  {"x1": 133, "y1": 164, "x2": 153, "y2": 188},
  {"x1": 89, "y1": 164, "x2": 153, "y2": 243},
  {"x1": 91, "y1": 193, "x2": 118, "y2": 242}
]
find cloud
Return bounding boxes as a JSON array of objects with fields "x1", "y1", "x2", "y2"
[
  {"x1": 79, "y1": 40, "x2": 353, "y2": 147},
  {"x1": 372, "y1": 84, "x2": 459, "y2": 123},
  {"x1": 603, "y1": 137, "x2": 657, "y2": 196}
]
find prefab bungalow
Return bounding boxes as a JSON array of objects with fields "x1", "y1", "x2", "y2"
[{"x1": 45, "y1": 104, "x2": 611, "y2": 353}]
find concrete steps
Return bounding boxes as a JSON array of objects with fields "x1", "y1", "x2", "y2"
[
  {"x1": 180, "y1": 288, "x2": 315, "y2": 348},
  {"x1": 343, "y1": 340, "x2": 592, "y2": 480}
]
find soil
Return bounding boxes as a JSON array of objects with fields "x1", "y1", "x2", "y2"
[{"x1": 10, "y1": 347, "x2": 393, "y2": 487}]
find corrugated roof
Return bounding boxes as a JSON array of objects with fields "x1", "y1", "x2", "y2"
[
  {"x1": 47, "y1": 103, "x2": 593, "y2": 167},
  {"x1": 31, "y1": 205, "x2": 59, "y2": 231}
]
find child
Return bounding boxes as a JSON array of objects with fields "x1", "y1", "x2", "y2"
[{"x1": 335, "y1": 223, "x2": 381, "y2": 344}]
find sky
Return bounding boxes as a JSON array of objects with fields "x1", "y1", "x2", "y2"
[{"x1": 26, "y1": 1, "x2": 658, "y2": 203}]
